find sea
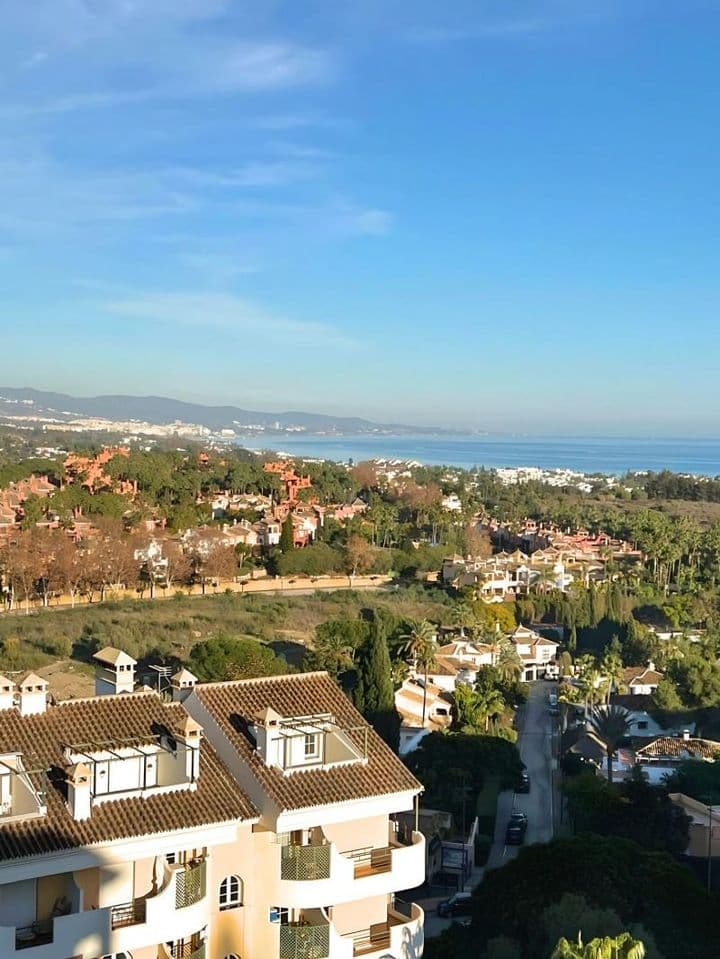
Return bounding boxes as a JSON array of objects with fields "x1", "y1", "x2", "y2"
[{"x1": 235, "y1": 434, "x2": 720, "y2": 477}]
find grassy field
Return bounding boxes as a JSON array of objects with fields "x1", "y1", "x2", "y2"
[{"x1": 0, "y1": 584, "x2": 456, "y2": 697}]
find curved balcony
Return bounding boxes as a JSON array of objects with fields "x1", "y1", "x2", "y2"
[
  {"x1": 0, "y1": 859, "x2": 209, "y2": 959},
  {"x1": 346, "y1": 902, "x2": 424, "y2": 959},
  {"x1": 274, "y1": 902, "x2": 424, "y2": 959},
  {"x1": 273, "y1": 828, "x2": 425, "y2": 907}
]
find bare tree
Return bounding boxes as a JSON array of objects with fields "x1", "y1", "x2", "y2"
[
  {"x1": 195, "y1": 543, "x2": 237, "y2": 594},
  {"x1": 47, "y1": 532, "x2": 88, "y2": 608}
]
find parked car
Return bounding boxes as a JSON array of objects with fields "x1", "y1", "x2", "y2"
[
  {"x1": 548, "y1": 692, "x2": 558, "y2": 706},
  {"x1": 516, "y1": 770, "x2": 530, "y2": 793},
  {"x1": 505, "y1": 822, "x2": 525, "y2": 845},
  {"x1": 437, "y1": 891, "x2": 473, "y2": 918},
  {"x1": 509, "y1": 812, "x2": 528, "y2": 829},
  {"x1": 548, "y1": 704, "x2": 560, "y2": 717}
]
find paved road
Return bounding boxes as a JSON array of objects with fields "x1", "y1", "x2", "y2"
[
  {"x1": 421, "y1": 681, "x2": 560, "y2": 937},
  {"x1": 487, "y1": 680, "x2": 559, "y2": 868}
]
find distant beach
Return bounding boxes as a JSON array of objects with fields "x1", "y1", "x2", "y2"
[{"x1": 236, "y1": 434, "x2": 720, "y2": 476}]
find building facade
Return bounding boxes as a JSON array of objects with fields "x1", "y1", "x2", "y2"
[{"x1": 0, "y1": 655, "x2": 425, "y2": 959}]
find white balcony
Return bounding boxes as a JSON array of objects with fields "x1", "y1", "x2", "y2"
[
  {"x1": 0, "y1": 859, "x2": 209, "y2": 958},
  {"x1": 272, "y1": 827, "x2": 425, "y2": 907}
]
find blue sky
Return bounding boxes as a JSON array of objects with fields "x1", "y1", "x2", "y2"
[{"x1": 1, "y1": 0, "x2": 719, "y2": 435}]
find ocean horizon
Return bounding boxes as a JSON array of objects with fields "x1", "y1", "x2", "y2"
[{"x1": 235, "y1": 434, "x2": 720, "y2": 477}]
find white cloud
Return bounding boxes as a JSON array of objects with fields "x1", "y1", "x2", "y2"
[
  {"x1": 99, "y1": 291, "x2": 360, "y2": 349},
  {"x1": 348, "y1": 208, "x2": 394, "y2": 236}
]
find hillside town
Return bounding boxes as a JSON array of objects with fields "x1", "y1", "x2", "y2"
[{"x1": 1, "y1": 441, "x2": 720, "y2": 959}]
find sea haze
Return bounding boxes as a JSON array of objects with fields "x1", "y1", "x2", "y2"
[{"x1": 237, "y1": 435, "x2": 720, "y2": 476}]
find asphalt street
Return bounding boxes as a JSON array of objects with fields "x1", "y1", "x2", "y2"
[
  {"x1": 422, "y1": 681, "x2": 560, "y2": 936},
  {"x1": 487, "y1": 679, "x2": 559, "y2": 868}
]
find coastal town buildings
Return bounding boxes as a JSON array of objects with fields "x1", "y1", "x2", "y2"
[{"x1": 0, "y1": 651, "x2": 425, "y2": 959}]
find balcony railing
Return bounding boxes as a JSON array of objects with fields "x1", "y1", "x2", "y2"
[
  {"x1": 279, "y1": 922, "x2": 330, "y2": 959},
  {"x1": 164, "y1": 941, "x2": 206, "y2": 959},
  {"x1": 15, "y1": 921, "x2": 53, "y2": 951},
  {"x1": 111, "y1": 897, "x2": 147, "y2": 929},
  {"x1": 281, "y1": 843, "x2": 332, "y2": 882},
  {"x1": 343, "y1": 846, "x2": 392, "y2": 879},
  {"x1": 176, "y1": 859, "x2": 207, "y2": 909}
]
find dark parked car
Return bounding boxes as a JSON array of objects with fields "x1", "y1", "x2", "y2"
[
  {"x1": 505, "y1": 823, "x2": 525, "y2": 845},
  {"x1": 516, "y1": 770, "x2": 530, "y2": 793},
  {"x1": 437, "y1": 891, "x2": 473, "y2": 918},
  {"x1": 506, "y1": 807, "x2": 528, "y2": 845}
]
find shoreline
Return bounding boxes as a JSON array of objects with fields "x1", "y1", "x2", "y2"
[{"x1": 233, "y1": 433, "x2": 720, "y2": 478}]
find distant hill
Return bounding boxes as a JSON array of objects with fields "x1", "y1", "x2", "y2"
[{"x1": 0, "y1": 387, "x2": 433, "y2": 435}]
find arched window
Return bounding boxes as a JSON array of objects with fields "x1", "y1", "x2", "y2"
[
  {"x1": 224, "y1": 955, "x2": 240, "y2": 959},
  {"x1": 219, "y1": 875, "x2": 243, "y2": 910}
]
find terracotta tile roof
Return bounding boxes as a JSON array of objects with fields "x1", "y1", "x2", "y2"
[
  {"x1": 431, "y1": 656, "x2": 462, "y2": 676},
  {"x1": 193, "y1": 672, "x2": 421, "y2": 812},
  {"x1": 634, "y1": 736, "x2": 719, "y2": 761},
  {"x1": 0, "y1": 692, "x2": 257, "y2": 861},
  {"x1": 622, "y1": 666, "x2": 663, "y2": 686}
]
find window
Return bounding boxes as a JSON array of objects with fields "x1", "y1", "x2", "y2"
[
  {"x1": 224, "y1": 955, "x2": 240, "y2": 959},
  {"x1": 219, "y1": 875, "x2": 243, "y2": 910},
  {"x1": 165, "y1": 852, "x2": 176, "y2": 864},
  {"x1": 304, "y1": 733, "x2": 320, "y2": 759},
  {"x1": 270, "y1": 906, "x2": 289, "y2": 924},
  {"x1": 637, "y1": 721, "x2": 648, "y2": 730}
]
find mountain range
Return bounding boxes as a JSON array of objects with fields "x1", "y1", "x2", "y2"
[{"x1": 0, "y1": 387, "x2": 437, "y2": 435}]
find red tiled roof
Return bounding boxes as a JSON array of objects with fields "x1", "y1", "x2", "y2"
[
  {"x1": 192, "y1": 672, "x2": 421, "y2": 812},
  {"x1": 635, "y1": 736, "x2": 719, "y2": 761},
  {"x1": 0, "y1": 692, "x2": 257, "y2": 860}
]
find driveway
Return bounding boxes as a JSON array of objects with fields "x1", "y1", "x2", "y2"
[{"x1": 487, "y1": 680, "x2": 559, "y2": 868}]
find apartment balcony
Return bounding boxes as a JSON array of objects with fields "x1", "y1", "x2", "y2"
[
  {"x1": 0, "y1": 858, "x2": 209, "y2": 959},
  {"x1": 158, "y1": 931, "x2": 206, "y2": 959},
  {"x1": 275, "y1": 902, "x2": 424, "y2": 959},
  {"x1": 273, "y1": 827, "x2": 425, "y2": 907},
  {"x1": 349, "y1": 901, "x2": 424, "y2": 959}
]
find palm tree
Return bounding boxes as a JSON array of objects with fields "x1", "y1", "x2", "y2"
[
  {"x1": 475, "y1": 685, "x2": 506, "y2": 731},
  {"x1": 313, "y1": 631, "x2": 356, "y2": 679},
  {"x1": 590, "y1": 705, "x2": 632, "y2": 785},
  {"x1": 401, "y1": 619, "x2": 437, "y2": 725},
  {"x1": 551, "y1": 932, "x2": 645, "y2": 959},
  {"x1": 532, "y1": 565, "x2": 557, "y2": 595},
  {"x1": 600, "y1": 650, "x2": 625, "y2": 705},
  {"x1": 450, "y1": 602, "x2": 477, "y2": 639},
  {"x1": 494, "y1": 636, "x2": 523, "y2": 684}
]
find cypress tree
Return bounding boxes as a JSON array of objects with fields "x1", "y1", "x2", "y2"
[
  {"x1": 355, "y1": 621, "x2": 399, "y2": 750},
  {"x1": 279, "y1": 513, "x2": 294, "y2": 552}
]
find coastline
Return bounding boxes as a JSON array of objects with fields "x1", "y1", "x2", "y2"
[{"x1": 234, "y1": 433, "x2": 720, "y2": 476}]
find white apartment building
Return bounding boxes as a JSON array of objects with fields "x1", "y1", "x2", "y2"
[{"x1": 0, "y1": 655, "x2": 425, "y2": 959}]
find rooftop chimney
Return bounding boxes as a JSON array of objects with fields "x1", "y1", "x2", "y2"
[
  {"x1": 0, "y1": 676, "x2": 16, "y2": 712},
  {"x1": 682, "y1": 729, "x2": 691, "y2": 741},
  {"x1": 252, "y1": 707, "x2": 283, "y2": 768},
  {"x1": 170, "y1": 668, "x2": 198, "y2": 703},
  {"x1": 17, "y1": 673, "x2": 48, "y2": 716},
  {"x1": 65, "y1": 762, "x2": 92, "y2": 821},
  {"x1": 175, "y1": 714, "x2": 202, "y2": 781},
  {"x1": 93, "y1": 648, "x2": 136, "y2": 696}
]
